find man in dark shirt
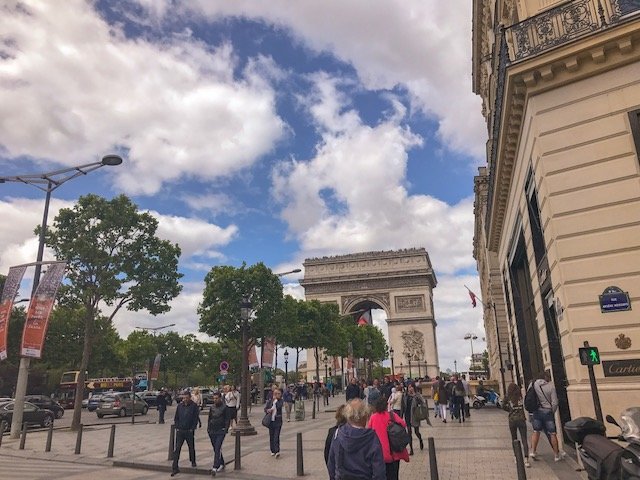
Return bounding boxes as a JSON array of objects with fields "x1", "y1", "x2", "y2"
[
  {"x1": 207, "y1": 392, "x2": 231, "y2": 476},
  {"x1": 345, "y1": 377, "x2": 361, "y2": 401},
  {"x1": 172, "y1": 390, "x2": 200, "y2": 476},
  {"x1": 157, "y1": 388, "x2": 168, "y2": 424}
]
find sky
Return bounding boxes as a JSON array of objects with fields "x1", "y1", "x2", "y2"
[{"x1": 0, "y1": 0, "x2": 488, "y2": 373}]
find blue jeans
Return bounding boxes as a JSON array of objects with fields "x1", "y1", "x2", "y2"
[
  {"x1": 531, "y1": 408, "x2": 556, "y2": 434},
  {"x1": 208, "y1": 431, "x2": 226, "y2": 469},
  {"x1": 269, "y1": 422, "x2": 282, "y2": 454}
]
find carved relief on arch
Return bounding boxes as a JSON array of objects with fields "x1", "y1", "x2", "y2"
[{"x1": 341, "y1": 293, "x2": 391, "y2": 315}]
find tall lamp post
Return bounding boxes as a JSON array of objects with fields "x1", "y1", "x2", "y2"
[
  {"x1": 454, "y1": 360, "x2": 458, "y2": 374},
  {"x1": 233, "y1": 296, "x2": 257, "y2": 436},
  {"x1": 464, "y1": 333, "x2": 478, "y2": 373},
  {"x1": 135, "y1": 323, "x2": 176, "y2": 336},
  {"x1": 407, "y1": 355, "x2": 413, "y2": 379},
  {"x1": 389, "y1": 347, "x2": 395, "y2": 379},
  {"x1": 399, "y1": 362, "x2": 403, "y2": 379},
  {"x1": 0, "y1": 155, "x2": 123, "y2": 439},
  {"x1": 323, "y1": 354, "x2": 328, "y2": 383},
  {"x1": 284, "y1": 349, "x2": 289, "y2": 386},
  {"x1": 366, "y1": 340, "x2": 372, "y2": 383}
]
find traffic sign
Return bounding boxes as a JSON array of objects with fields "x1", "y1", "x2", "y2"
[
  {"x1": 219, "y1": 361, "x2": 229, "y2": 371},
  {"x1": 579, "y1": 346, "x2": 600, "y2": 365},
  {"x1": 220, "y1": 369, "x2": 228, "y2": 376}
]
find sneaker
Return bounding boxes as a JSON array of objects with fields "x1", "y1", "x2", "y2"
[
  {"x1": 525, "y1": 459, "x2": 531, "y2": 468},
  {"x1": 554, "y1": 452, "x2": 566, "y2": 462},
  {"x1": 171, "y1": 471, "x2": 180, "y2": 477},
  {"x1": 191, "y1": 462, "x2": 197, "y2": 468},
  {"x1": 210, "y1": 469, "x2": 216, "y2": 477},
  {"x1": 275, "y1": 452, "x2": 280, "y2": 459},
  {"x1": 271, "y1": 452, "x2": 275, "y2": 456},
  {"x1": 216, "y1": 465, "x2": 225, "y2": 472},
  {"x1": 529, "y1": 452, "x2": 537, "y2": 460}
]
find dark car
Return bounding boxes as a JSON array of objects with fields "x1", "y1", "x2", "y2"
[
  {"x1": 25, "y1": 395, "x2": 65, "y2": 419},
  {"x1": 96, "y1": 392, "x2": 148, "y2": 418},
  {"x1": 136, "y1": 391, "x2": 160, "y2": 408},
  {"x1": 87, "y1": 394, "x2": 106, "y2": 412},
  {"x1": 0, "y1": 401, "x2": 54, "y2": 431}
]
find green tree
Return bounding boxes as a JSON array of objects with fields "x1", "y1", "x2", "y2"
[{"x1": 43, "y1": 194, "x2": 182, "y2": 429}]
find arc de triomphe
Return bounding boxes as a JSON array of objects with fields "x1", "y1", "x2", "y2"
[{"x1": 300, "y1": 248, "x2": 439, "y2": 380}]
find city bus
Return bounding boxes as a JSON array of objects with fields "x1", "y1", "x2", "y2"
[{"x1": 57, "y1": 371, "x2": 144, "y2": 409}]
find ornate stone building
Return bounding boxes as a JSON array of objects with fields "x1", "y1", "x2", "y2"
[
  {"x1": 472, "y1": 0, "x2": 640, "y2": 430},
  {"x1": 300, "y1": 248, "x2": 439, "y2": 382}
]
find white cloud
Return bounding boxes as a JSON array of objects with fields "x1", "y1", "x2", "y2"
[
  {"x1": 156, "y1": 0, "x2": 486, "y2": 160},
  {"x1": 0, "y1": 0, "x2": 286, "y2": 195}
]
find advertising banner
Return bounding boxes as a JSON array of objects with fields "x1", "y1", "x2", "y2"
[
  {"x1": 262, "y1": 337, "x2": 276, "y2": 368},
  {"x1": 150, "y1": 353, "x2": 162, "y2": 380},
  {"x1": 248, "y1": 344, "x2": 259, "y2": 368},
  {"x1": 21, "y1": 262, "x2": 66, "y2": 358},
  {"x1": 0, "y1": 266, "x2": 27, "y2": 361}
]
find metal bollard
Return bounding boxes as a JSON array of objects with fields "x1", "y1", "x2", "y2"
[
  {"x1": 45, "y1": 423, "x2": 53, "y2": 452},
  {"x1": 513, "y1": 440, "x2": 527, "y2": 480},
  {"x1": 428, "y1": 437, "x2": 439, "y2": 480},
  {"x1": 167, "y1": 424, "x2": 176, "y2": 461},
  {"x1": 312, "y1": 399, "x2": 316, "y2": 419},
  {"x1": 234, "y1": 433, "x2": 241, "y2": 471},
  {"x1": 74, "y1": 424, "x2": 83, "y2": 454},
  {"x1": 296, "y1": 432, "x2": 304, "y2": 476},
  {"x1": 107, "y1": 424, "x2": 116, "y2": 458},
  {"x1": 19, "y1": 423, "x2": 27, "y2": 450},
  {"x1": 0, "y1": 422, "x2": 5, "y2": 448}
]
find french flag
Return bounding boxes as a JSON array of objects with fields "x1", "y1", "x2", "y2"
[{"x1": 357, "y1": 310, "x2": 371, "y2": 326}]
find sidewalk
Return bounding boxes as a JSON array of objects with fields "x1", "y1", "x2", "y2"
[{"x1": 0, "y1": 399, "x2": 585, "y2": 479}]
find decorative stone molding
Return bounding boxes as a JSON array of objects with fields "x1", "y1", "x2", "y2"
[
  {"x1": 341, "y1": 293, "x2": 391, "y2": 314},
  {"x1": 304, "y1": 276, "x2": 431, "y2": 296},
  {"x1": 395, "y1": 295, "x2": 426, "y2": 313},
  {"x1": 401, "y1": 328, "x2": 425, "y2": 361}
]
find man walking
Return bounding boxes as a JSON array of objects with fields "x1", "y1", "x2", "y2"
[
  {"x1": 207, "y1": 392, "x2": 231, "y2": 476},
  {"x1": 345, "y1": 377, "x2": 360, "y2": 401},
  {"x1": 529, "y1": 371, "x2": 566, "y2": 462},
  {"x1": 171, "y1": 390, "x2": 200, "y2": 476},
  {"x1": 157, "y1": 388, "x2": 168, "y2": 424}
]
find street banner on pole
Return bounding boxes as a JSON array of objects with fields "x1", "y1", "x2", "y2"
[
  {"x1": 248, "y1": 344, "x2": 259, "y2": 368},
  {"x1": 21, "y1": 262, "x2": 66, "y2": 359},
  {"x1": 150, "y1": 353, "x2": 162, "y2": 380},
  {"x1": 0, "y1": 265, "x2": 27, "y2": 361},
  {"x1": 262, "y1": 337, "x2": 276, "y2": 368}
]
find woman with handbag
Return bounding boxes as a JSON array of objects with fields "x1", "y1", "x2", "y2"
[
  {"x1": 505, "y1": 383, "x2": 531, "y2": 468},
  {"x1": 402, "y1": 383, "x2": 429, "y2": 455},
  {"x1": 368, "y1": 397, "x2": 409, "y2": 480},
  {"x1": 264, "y1": 388, "x2": 284, "y2": 458}
]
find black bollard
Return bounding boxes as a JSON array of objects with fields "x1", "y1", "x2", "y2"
[
  {"x1": 75, "y1": 424, "x2": 83, "y2": 454},
  {"x1": 45, "y1": 423, "x2": 53, "y2": 452},
  {"x1": 312, "y1": 399, "x2": 316, "y2": 419},
  {"x1": 234, "y1": 433, "x2": 241, "y2": 471},
  {"x1": 19, "y1": 423, "x2": 27, "y2": 450},
  {"x1": 0, "y1": 421, "x2": 5, "y2": 448},
  {"x1": 428, "y1": 437, "x2": 439, "y2": 480},
  {"x1": 513, "y1": 440, "x2": 527, "y2": 480},
  {"x1": 296, "y1": 432, "x2": 304, "y2": 476},
  {"x1": 167, "y1": 424, "x2": 175, "y2": 461},
  {"x1": 107, "y1": 424, "x2": 116, "y2": 458}
]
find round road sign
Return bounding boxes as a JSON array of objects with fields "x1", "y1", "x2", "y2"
[{"x1": 219, "y1": 361, "x2": 229, "y2": 371}]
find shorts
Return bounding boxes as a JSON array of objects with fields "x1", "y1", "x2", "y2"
[
  {"x1": 227, "y1": 406, "x2": 238, "y2": 420},
  {"x1": 531, "y1": 408, "x2": 556, "y2": 434}
]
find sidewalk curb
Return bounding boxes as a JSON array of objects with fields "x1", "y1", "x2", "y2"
[{"x1": 112, "y1": 460, "x2": 211, "y2": 475}]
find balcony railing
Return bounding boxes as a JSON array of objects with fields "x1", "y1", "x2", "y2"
[{"x1": 506, "y1": 0, "x2": 640, "y2": 62}]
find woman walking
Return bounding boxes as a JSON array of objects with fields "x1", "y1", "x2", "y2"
[
  {"x1": 402, "y1": 384, "x2": 429, "y2": 455},
  {"x1": 369, "y1": 397, "x2": 409, "y2": 480},
  {"x1": 504, "y1": 383, "x2": 531, "y2": 468},
  {"x1": 437, "y1": 379, "x2": 448, "y2": 423},
  {"x1": 264, "y1": 388, "x2": 284, "y2": 458},
  {"x1": 388, "y1": 385, "x2": 403, "y2": 416}
]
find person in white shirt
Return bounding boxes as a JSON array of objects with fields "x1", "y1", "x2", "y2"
[{"x1": 224, "y1": 385, "x2": 240, "y2": 426}]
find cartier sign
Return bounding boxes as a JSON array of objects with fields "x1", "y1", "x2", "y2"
[{"x1": 602, "y1": 359, "x2": 640, "y2": 377}]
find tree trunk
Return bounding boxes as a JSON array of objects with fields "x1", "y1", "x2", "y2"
[
  {"x1": 314, "y1": 347, "x2": 320, "y2": 384},
  {"x1": 71, "y1": 308, "x2": 95, "y2": 431}
]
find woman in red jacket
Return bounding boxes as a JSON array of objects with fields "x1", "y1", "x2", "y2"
[{"x1": 368, "y1": 397, "x2": 410, "y2": 480}]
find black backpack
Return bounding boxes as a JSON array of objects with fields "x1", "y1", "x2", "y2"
[
  {"x1": 387, "y1": 411, "x2": 410, "y2": 452},
  {"x1": 524, "y1": 384, "x2": 540, "y2": 413}
]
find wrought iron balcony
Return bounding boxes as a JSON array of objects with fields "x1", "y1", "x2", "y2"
[{"x1": 506, "y1": 0, "x2": 640, "y2": 62}]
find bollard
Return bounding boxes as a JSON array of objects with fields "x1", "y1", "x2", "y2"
[
  {"x1": 107, "y1": 424, "x2": 116, "y2": 458},
  {"x1": 234, "y1": 433, "x2": 241, "y2": 471},
  {"x1": 167, "y1": 424, "x2": 176, "y2": 461},
  {"x1": 19, "y1": 423, "x2": 27, "y2": 450},
  {"x1": 0, "y1": 421, "x2": 5, "y2": 448},
  {"x1": 427, "y1": 437, "x2": 439, "y2": 480},
  {"x1": 296, "y1": 432, "x2": 304, "y2": 476},
  {"x1": 75, "y1": 424, "x2": 83, "y2": 454},
  {"x1": 513, "y1": 439, "x2": 527, "y2": 480},
  {"x1": 312, "y1": 399, "x2": 316, "y2": 419},
  {"x1": 45, "y1": 422, "x2": 53, "y2": 452}
]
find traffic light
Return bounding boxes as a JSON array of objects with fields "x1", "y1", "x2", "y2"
[{"x1": 579, "y1": 346, "x2": 600, "y2": 365}]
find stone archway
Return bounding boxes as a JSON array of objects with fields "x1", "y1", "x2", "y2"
[{"x1": 300, "y1": 248, "x2": 439, "y2": 381}]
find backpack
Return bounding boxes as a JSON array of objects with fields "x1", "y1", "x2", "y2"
[
  {"x1": 414, "y1": 399, "x2": 429, "y2": 422},
  {"x1": 524, "y1": 384, "x2": 540, "y2": 413},
  {"x1": 387, "y1": 411, "x2": 411, "y2": 452}
]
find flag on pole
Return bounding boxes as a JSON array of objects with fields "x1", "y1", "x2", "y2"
[
  {"x1": 0, "y1": 265, "x2": 27, "y2": 361},
  {"x1": 248, "y1": 344, "x2": 259, "y2": 368},
  {"x1": 262, "y1": 337, "x2": 276, "y2": 368},
  {"x1": 357, "y1": 310, "x2": 371, "y2": 326},
  {"x1": 468, "y1": 289, "x2": 477, "y2": 308}
]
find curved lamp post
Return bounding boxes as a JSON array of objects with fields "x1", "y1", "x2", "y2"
[
  {"x1": 0, "y1": 155, "x2": 123, "y2": 439},
  {"x1": 464, "y1": 333, "x2": 478, "y2": 372},
  {"x1": 389, "y1": 347, "x2": 395, "y2": 379},
  {"x1": 284, "y1": 349, "x2": 289, "y2": 385},
  {"x1": 233, "y1": 296, "x2": 257, "y2": 436}
]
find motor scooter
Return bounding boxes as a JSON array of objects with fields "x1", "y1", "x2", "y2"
[
  {"x1": 472, "y1": 389, "x2": 501, "y2": 409},
  {"x1": 564, "y1": 407, "x2": 640, "y2": 480}
]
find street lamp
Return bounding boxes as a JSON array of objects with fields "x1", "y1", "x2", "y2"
[
  {"x1": 454, "y1": 360, "x2": 458, "y2": 374},
  {"x1": 400, "y1": 362, "x2": 403, "y2": 378},
  {"x1": 464, "y1": 333, "x2": 478, "y2": 372},
  {"x1": 134, "y1": 323, "x2": 176, "y2": 336},
  {"x1": 366, "y1": 340, "x2": 372, "y2": 383},
  {"x1": 275, "y1": 268, "x2": 301, "y2": 277},
  {"x1": 284, "y1": 349, "x2": 289, "y2": 385},
  {"x1": 233, "y1": 296, "x2": 256, "y2": 436},
  {"x1": 0, "y1": 155, "x2": 123, "y2": 439},
  {"x1": 407, "y1": 355, "x2": 412, "y2": 379},
  {"x1": 389, "y1": 347, "x2": 395, "y2": 379},
  {"x1": 323, "y1": 354, "x2": 328, "y2": 383}
]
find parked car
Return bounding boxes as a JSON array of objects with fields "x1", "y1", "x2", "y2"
[
  {"x1": 0, "y1": 401, "x2": 54, "y2": 431},
  {"x1": 136, "y1": 391, "x2": 160, "y2": 408},
  {"x1": 88, "y1": 394, "x2": 107, "y2": 412},
  {"x1": 25, "y1": 395, "x2": 65, "y2": 419},
  {"x1": 96, "y1": 392, "x2": 148, "y2": 418},
  {"x1": 82, "y1": 398, "x2": 89, "y2": 408},
  {"x1": 199, "y1": 388, "x2": 213, "y2": 408}
]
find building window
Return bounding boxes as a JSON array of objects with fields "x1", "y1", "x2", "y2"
[
  {"x1": 525, "y1": 173, "x2": 546, "y2": 266},
  {"x1": 629, "y1": 109, "x2": 640, "y2": 159}
]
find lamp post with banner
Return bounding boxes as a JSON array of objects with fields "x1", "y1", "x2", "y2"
[
  {"x1": 0, "y1": 155, "x2": 123, "y2": 439},
  {"x1": 284, "y1": 349, "x2": 289, "y2": 385}
]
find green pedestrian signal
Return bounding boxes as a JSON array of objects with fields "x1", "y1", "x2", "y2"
[{"x1": 579, "y1": 346, "x2": 600, "y2": 365}]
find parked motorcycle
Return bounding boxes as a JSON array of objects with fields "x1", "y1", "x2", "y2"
[
  {"x1": 472, "y1": 390, "x2": 501, "y2": 409},
  {"x1": 564, "y1": 407, "x2": 640, "y2": 480}
]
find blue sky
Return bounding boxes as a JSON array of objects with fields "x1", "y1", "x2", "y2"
[{"x1": 0, "y1": 0, "x2": 488, "y2": 371}]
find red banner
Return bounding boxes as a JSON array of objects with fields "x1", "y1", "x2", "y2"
[
  {"x1": 150, "y1": 353, "x2": 162, "y2": 380},
  {"x1": 0, "y1": 266, "x2": 27, "y2": 361},
  {"x1": 262, "y1": 337, "x2": 276, "y2": 368},
  {"x1": 21, "y1": 262, "x2": 66, "y2": 359},
  {"x1": 248, "y1": 344, "x2": 259, "y2": 368}
]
